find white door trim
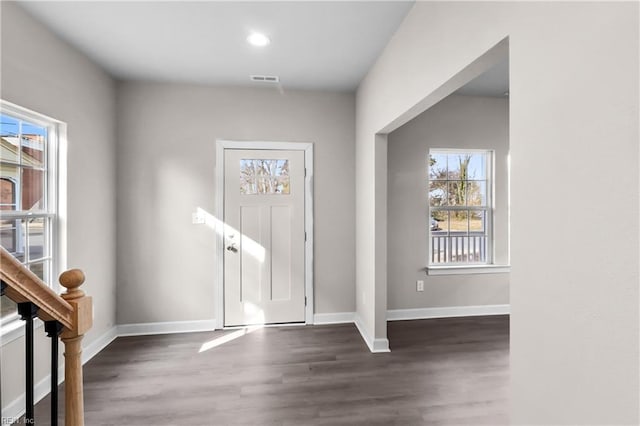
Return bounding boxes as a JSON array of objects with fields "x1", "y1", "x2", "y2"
[{"x1": 215, "y1": 140, "x2": 314, "y2": 329}]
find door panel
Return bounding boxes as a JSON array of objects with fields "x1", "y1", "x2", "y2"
[
  {"x1": 239, "y1": 205, "x2": 262, "y2": 303},
  {"x1": 224, "y1": 149, "x2": 305, "y2": 326}
]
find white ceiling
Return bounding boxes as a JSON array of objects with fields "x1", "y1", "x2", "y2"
[{"x1": 18, "y1": 1, "x2": 415, "y2": 91}]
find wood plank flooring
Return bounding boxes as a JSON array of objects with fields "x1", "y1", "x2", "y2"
[{"x1": 29, "y1": 315, "x2": 509, "y2": 425}]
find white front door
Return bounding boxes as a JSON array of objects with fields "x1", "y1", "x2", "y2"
[{"x1": 223, "y1": 149, "x2": 305, "y2": 326}]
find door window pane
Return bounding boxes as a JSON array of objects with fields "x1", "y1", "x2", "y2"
[{"x1": 240, "y1": 159, "x2": 290, "y2": 195}]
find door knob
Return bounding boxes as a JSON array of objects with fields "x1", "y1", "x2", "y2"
[{"x1": 226, "y1": 243, "x2": 238, "y2": 253}]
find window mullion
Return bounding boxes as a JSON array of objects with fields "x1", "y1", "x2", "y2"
[
  {"x1": 17, "y1": 120, "x2": 22, "y2": 186},
  {"x1": 25, "y1": 217, "x2": 30, "y2": 264},
  {"x1": 0, "y1": 212, "x2": 54, "y2": 219}
]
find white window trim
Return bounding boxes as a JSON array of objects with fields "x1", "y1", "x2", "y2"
[
  {"x1": 427, "y1": 264, "x2": 511, "y2": 276},
  {"x1": 428, "y1": 148, "x2": 495, "y2": 267},
  {"x1": 1, "y1": 100, "x2": 65, "y2": 341}
]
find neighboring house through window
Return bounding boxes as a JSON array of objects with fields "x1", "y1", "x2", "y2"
[
  {"x1": 429, "y1": 149, "x2": 493, "y2": 265},
  {"x1": 0, "y1": 102, "x2": 59, "y2": 326}
]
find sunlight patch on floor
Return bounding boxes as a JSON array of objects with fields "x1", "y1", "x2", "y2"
[{"x1": 198, "y1": 325, "x2": 263, "y2": 353}]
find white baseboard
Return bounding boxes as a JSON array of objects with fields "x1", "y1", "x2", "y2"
[
  {"x1": 3, "y1": 326, "x2": 117, "y2": 421},
  {"x1": 83, "y1": 326, "x2": 118, "y2": 364},
  {"x1": 387, "y1": 304, "x2": 510, "y2": 321},
  {"x1": 117, "y1": 319, "x2": 217, "y2": 337},
  {"x1": 313, "y1": 312, "x2": 355, "y2": 325},
  {"x1": 3, "y1": 368, "x2": 62, "y2": 423},
  {"x1": 354, "y1": 314, "x2": 390, "y2": 353}
]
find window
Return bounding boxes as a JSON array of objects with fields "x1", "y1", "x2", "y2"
[
  {"x1": 429, "y1": 149, "x2": 492, "y2": 265},
  {"x1": 1, "y1": 102, "x2": 59, "y2": 325},
  {"x1": 240, "y1": 159, "x2": 290, "y2": 194}
]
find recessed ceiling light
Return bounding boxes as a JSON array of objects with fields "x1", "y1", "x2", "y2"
[{"x1": 247, "y1": 33, "x2": 270, "y2": 47}]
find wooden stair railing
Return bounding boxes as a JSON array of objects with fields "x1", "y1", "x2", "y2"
[{"x1": 1, "y1": 246, "x2": 93, "y2": 426}]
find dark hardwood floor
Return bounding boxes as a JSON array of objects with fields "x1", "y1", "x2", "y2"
[{"x1": 29, "y1": 315, "x2": 509, "y2": 425}]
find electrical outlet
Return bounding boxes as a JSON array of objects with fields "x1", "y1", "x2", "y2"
[{"x1": 416, "y1": 280, "x2": 424, "y2": 292}]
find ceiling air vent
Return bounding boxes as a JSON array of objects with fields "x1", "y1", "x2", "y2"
[{"x1": 250, "y1": 75, "x2": 280, "y2": 83}]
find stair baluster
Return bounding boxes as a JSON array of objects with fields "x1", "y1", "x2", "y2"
[
  {"x1": 45, "y1": 320, "x2": 64, "y2": 426},
  {"x1": 17, "y1": 302, "x2": 39, "y2": 423}
]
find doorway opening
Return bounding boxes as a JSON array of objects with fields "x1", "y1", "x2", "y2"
[{"x1": 381, "y1": 37, "x2": 510, "y2": 348}]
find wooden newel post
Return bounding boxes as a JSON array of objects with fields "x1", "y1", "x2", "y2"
[{"x1": 59, "y1": 269, "x2": 93, "y2": 426}]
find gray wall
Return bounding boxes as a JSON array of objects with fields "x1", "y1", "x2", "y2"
[
  {"x1": 387, "y1": 94, "x2": 509, "y2": 310},
  {"x1": 1, "y1": 2, "x2": 117, "y2": 410},
  {"x1": 357, "y1": 1, "x2": 638, "y2": 423},
  {"x1": 115, "y1": 82, "x2": 355, "y2": 324}
]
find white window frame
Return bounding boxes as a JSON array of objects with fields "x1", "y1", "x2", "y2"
[
  {"x1": 427, "y1": 148, "x2": 499, "y2": 273},
  {"x1": 1, "y1": 100, "x2": 62, "y2": 340}
]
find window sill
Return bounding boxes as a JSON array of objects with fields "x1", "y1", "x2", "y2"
[
  {"x1": 426, "y1": 264, "x2": 511, "y2": 276},
  {"x1": 1, "y1": 317, "x2": 44, "y2": 346}
]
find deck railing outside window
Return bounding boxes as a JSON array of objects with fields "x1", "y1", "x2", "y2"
[{"x1": 431, "y1": 232, "x2": 487, "y2": 264}]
